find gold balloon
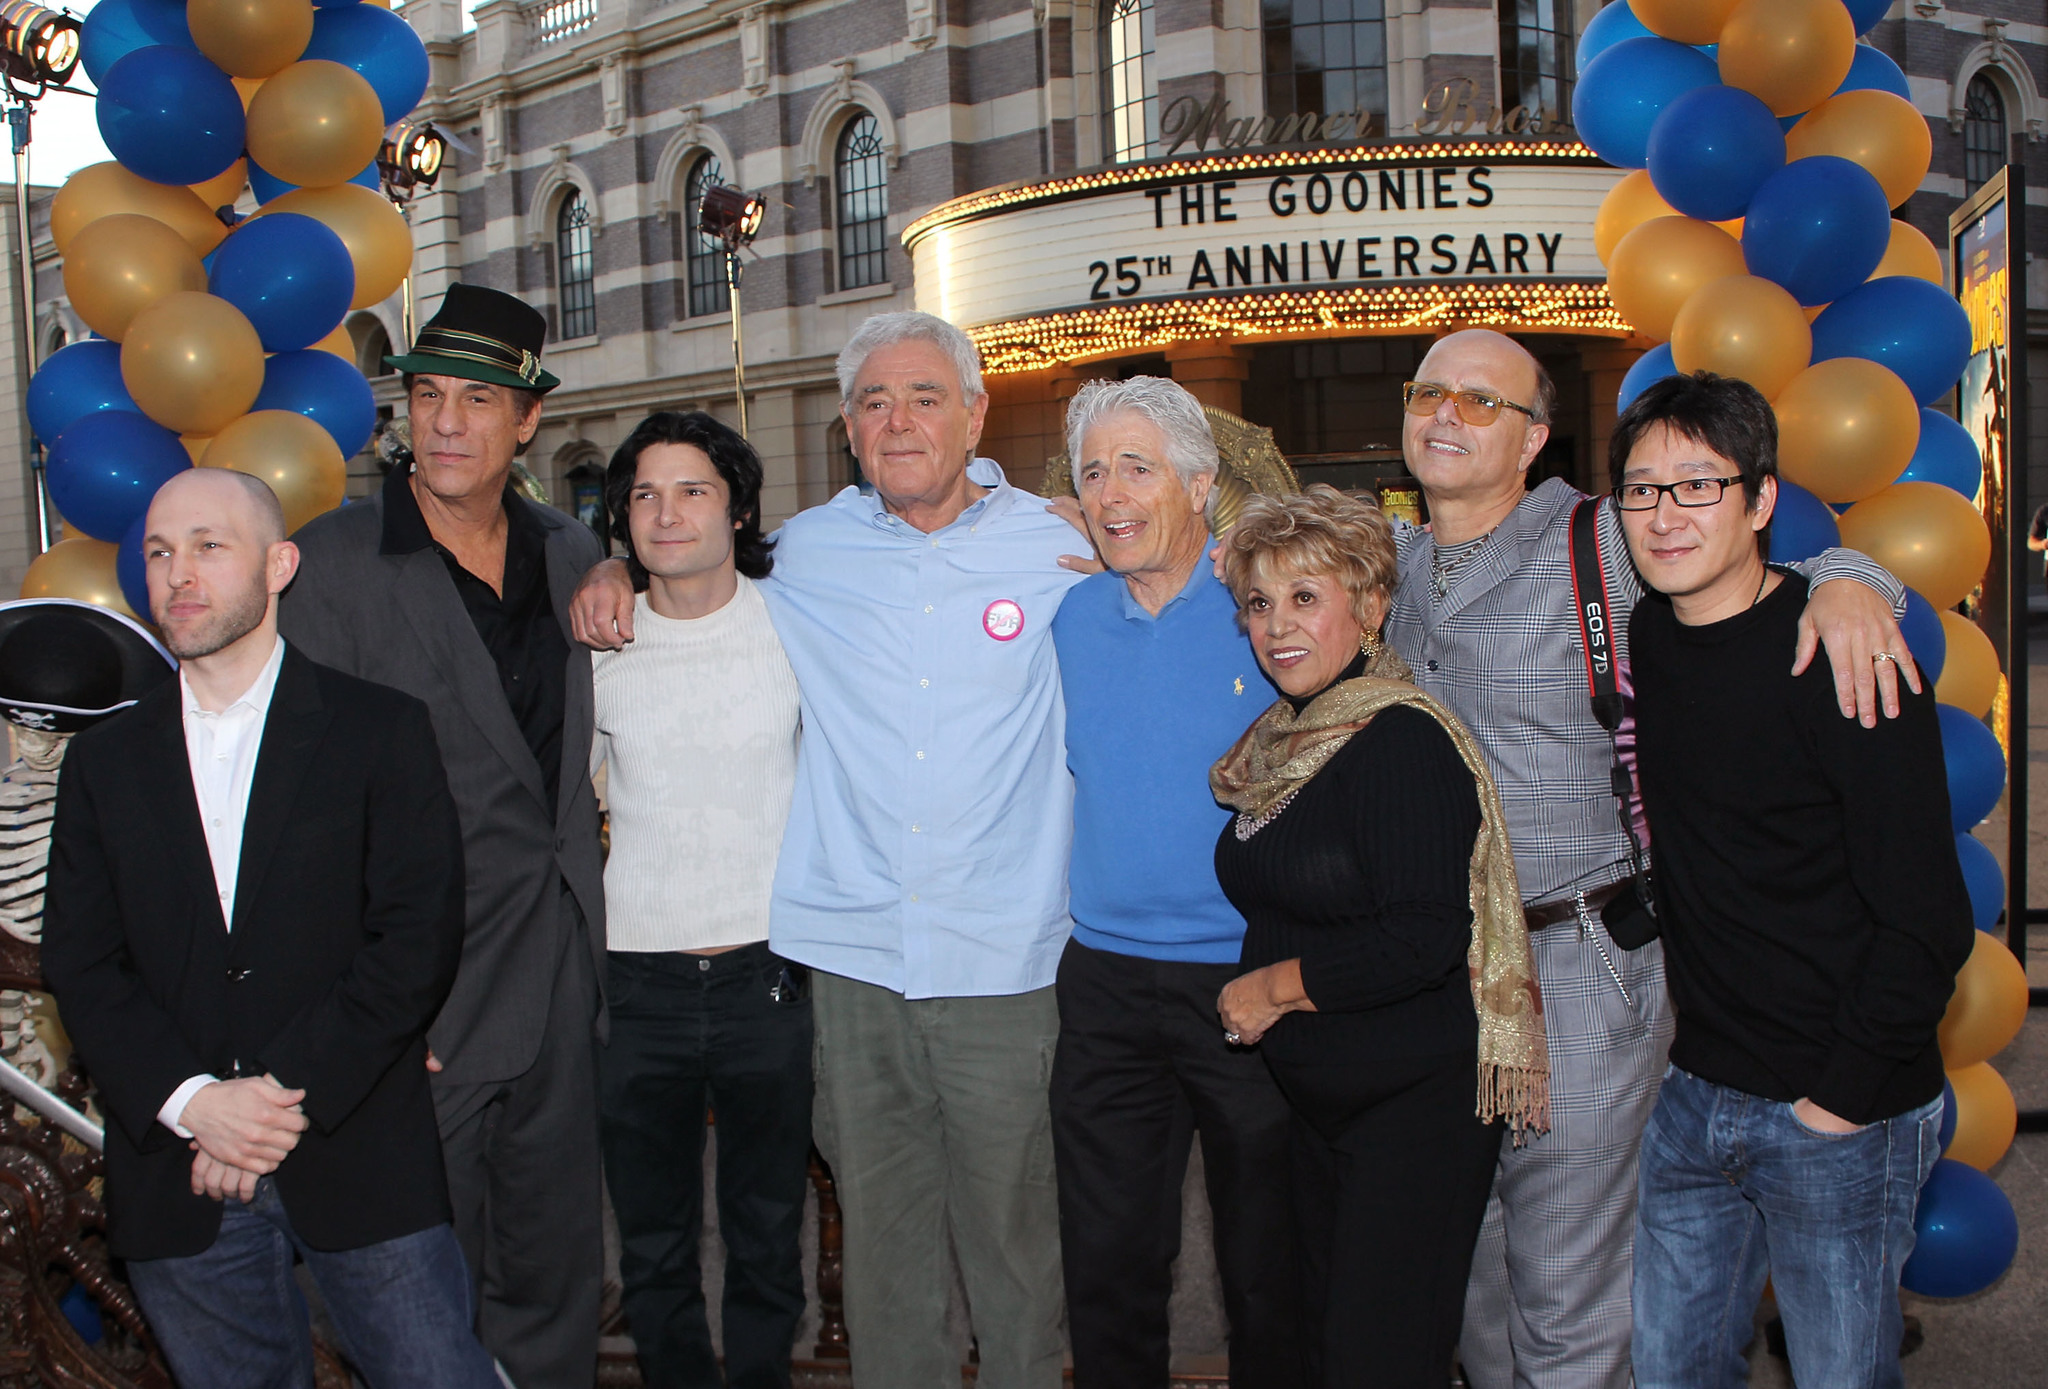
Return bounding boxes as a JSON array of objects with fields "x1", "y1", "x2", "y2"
[
  {"x1": 1935, "y1": 611, "x2": 2001, "y2": 719},
  {"x1": 1670, "y1": 275, "x2": 1812, "y2": 400},
  {"x1": 1786, "y1": 90, "x2": 1933, "y2": 209},
  {"x1": 203, "y1": 411, "x2": 347, "y2": 534},
  {"x1": 19, "y1": 538, "x2": 141, "y2": 621},
  {"x1": 1607, "y1": 216, "x2": 1749, "y2": 342},
  {"x1": 1625, "y1": 0, "x2": 1743, "y2": 45},
  {"x1": 246, "y1": 61, "x2": 387, "y2": 191},
  {"x1": 310, "y1": 323, "x2": 356, "y2": 361},
  {"x1": 181, "y1": 435, "x2": 212, "y2": 467},
  {"x1": 233, "y1": 75, "x2": 265, "y2": 111},
  {"x1": 1718, "y1": 0, "x2": 1856, "y2": 117},
  {"x1": 189, "y1": 0, "x2": 314, "y2": 79},
  {"x1": 62, "y1": 214, "x2": 209, "y2": 342},
  {"x1": 1939, "y1": 931, "x2": 2029, "y2": 1070},
  {"x1": 1837, "y1": 482, "x2": 1992, "y2": 612},
  {"x1": 1869, "y1": 219, "x2": 1943, "y2": 285},
  {"x1": 189, "y1": 157, "x2": 248, "y2": 215},
  {"x1": 1774, "y1": 359, "x2": 1919, "y2": 503},
  {"x1": 1944, "y1": 1061, "x2": 2017, "y2": 1172},
  {"x1": 121, "y1": 292, "x2": 266, "y2": 437},
  {"x1": 51, "y1": 162, "x2": 226, "y2": 257},
  {"x1": 1595, "y1": 170, "x2": 1679, "y2": 267},
  {"x1": 257, "y1": 184, "x2": 412, "y2": 309}
]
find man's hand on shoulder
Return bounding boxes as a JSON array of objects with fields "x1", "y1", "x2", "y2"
[
  {"x1": 179, "y1": 1075, "x2": 309, "y2": 1175},
  {"x1": 1793, "y1": 577, "x2": 1923, "y2": 728},
  {"x1": 189, "y1": 1148, "x2": 262, "y2": 1202},
  {"x1": 1045, "y1": 496, "x2": 1104, "y2": 575},
  {"x1": 571, "y1": 558, "x2": 636, "y2": 649}
]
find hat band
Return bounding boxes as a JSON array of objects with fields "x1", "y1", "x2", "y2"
[{"x1": 411, "y1": 325, "x2": 543, "y2": 386}]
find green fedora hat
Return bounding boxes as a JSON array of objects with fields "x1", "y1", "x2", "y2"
[{"x1": 386, "y1": 282, "x2": 563, "y2": 393}]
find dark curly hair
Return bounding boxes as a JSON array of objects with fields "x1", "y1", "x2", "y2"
[{"x1": 605, "y1": 411, "x2": 774, "y2": 585}]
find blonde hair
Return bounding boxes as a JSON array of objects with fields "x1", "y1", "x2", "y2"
[{"x1": 1219, "y1": 484, "x2": 1398, "y2": 630}]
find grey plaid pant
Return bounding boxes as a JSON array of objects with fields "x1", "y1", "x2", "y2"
[{"x1": 1460, "y1": 918, "x2": 1675, "y2": 1389}]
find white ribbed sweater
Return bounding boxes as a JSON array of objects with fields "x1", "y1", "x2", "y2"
[{"x1": 590, "y1": 578, "x2": 800, "y2": 952}]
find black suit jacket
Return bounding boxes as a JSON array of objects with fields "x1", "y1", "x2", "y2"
[{"x1": 43, "y1": 647, "x2": 466, "y2": 1261}]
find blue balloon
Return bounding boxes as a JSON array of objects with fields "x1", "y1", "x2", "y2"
[
  {"x1": 209, "y1": 214, "x2": 355, "y2": 352},
  {"x1": 1899, "y1": 410, "x2": 1982, "y2": 498},
  {"x1": 117, "y1": 511, "x2": 150, "y2": 624},
  {"x1": 1833, "y1": 44, "x2": 1911, "y2": 101},
  {"x1": 248, "y1": 158, "x2": 383, "y2": 206},
  {"x1": 1842, "y1": 0, "x2": 1890, "y2": 36},
  {"x1": 1899, "y1": 589, "x2": 1947, "y2": 686},
  {"x1": 130, "y1": 0, "x2": 194, "y2": 48},
  {"x1": 303, "y1": 5, "x2": 431, "y2": 126},
  {"x1": 45, "y1": 410, "x2": 191, "y2": 543},
  {"x1": 97, "y1": 46, "x2": 245, "y2": 187},
  {"x1": 1577, "y1": 1, "x2": 1656, "y2": 68},
  {"x1": 1741, "y1": 156, "x2": 1893, "y2": 306},
  {"x1": 254, "y1": 350, "x2": 379, "y2": 458},
  {"x1": 1902, "y1": 1159, "x2": 2019, "y2": 1298},
  {"x1": 1647, "y1": 85, "x2": 1786, "y2": 222},
  {"x1": 1810, "y1": 277, "x2": 1974, "y2": 406},
  {"x1": 1617, "y1": 343, "x2": 1678, "y2": 412},
  {"x1": 1767, "y1": 480, "x2": 1840, "y2": 565},
  {"x1": 1955, "y1": 832, "x2": 2004, "y2": 933},
  {"x1": 79, "y1": 0, "x2": 154, "y2": 88},
  {"x1": 1571, "y1": 39, "x2": 1721, "y2": 171},
  {"x1": 1937, "y1": 1078, "x2": 1957, "y2": 1152},
  {"x1": 1938, "y1": 704, "x2": 2006, "y2": 831},
  {"x1": 26, "y1": 341, "x2": 136, "y2": 448}
]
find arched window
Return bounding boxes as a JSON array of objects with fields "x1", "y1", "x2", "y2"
[
  {"x1": 1263, "y1": 0, "x2": 1387, "y2": 123},
  {"x1": 556, "y1": 190, "x2": 597, "y2": 340},
  {"x1": 1498, "y1": 0, "x2": 1573, "y2": 125},
  {"x1": 836, "y1": 114, "x2": 890, "y2": 291},
  {"x1": 683, "y1": 154, "x2": 732, "y2": 318},
  {"x1": 1964, "y1": 74, "x2": 2008, "y2": 195},
  {"x1": 353, "y1": 317, "x2": 393, "y2": 377},
  {"x1": 1101, "y1": 0, "x2": 1157, "y2": 163}
]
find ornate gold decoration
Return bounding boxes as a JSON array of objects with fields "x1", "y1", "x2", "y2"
[{"x1": 1041, "y1": 403, "x2": 1299, "y2": 534}]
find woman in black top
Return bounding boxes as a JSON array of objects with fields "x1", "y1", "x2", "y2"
[{"x1": 1210, "y1": 486, "x2": 1547, "y2": 1388}]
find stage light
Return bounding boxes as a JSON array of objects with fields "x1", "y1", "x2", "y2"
[
  {"x1": 0, "y1": 1, "x2": 79, "y2": 86},
  {"x1": 699, "y1": 183, "x2": 765, "y2": 247},
  {"x1": 379, "y1": 120, "x2": 447, "y2": 193}
]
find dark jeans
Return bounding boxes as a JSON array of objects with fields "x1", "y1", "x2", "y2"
[
  {"x1": 126, "y1": 1178, "x2": 498, "y2": 1389},
  {"x1": 1049, "y1": 937, "x2": 1305, "y2": 1389},
  {"x1": 599, "y1": 943, "x2": 814, "y2": 1389},
  {"x1": 1633, "y1": 1066, "x2": 1942, "y2": 1389}
]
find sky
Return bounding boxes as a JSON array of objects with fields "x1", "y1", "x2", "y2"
[{"x1": 27, "y1": 0, "x2": 478, "y2": 187}]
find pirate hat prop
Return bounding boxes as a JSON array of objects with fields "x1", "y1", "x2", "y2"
[
  {"x1": 385, "y1": 282, "x2": 562, "y2": 393},
  {"x1": 0, "y1": 598, "x2": 176, "y2": 734}
]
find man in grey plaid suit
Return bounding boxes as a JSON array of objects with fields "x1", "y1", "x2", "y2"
[{"x1": 1384, "y1": 331, "x2": 1919, "y2": 1389}]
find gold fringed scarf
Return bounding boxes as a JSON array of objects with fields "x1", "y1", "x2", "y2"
[{"x1": 1210, "y1": 646, "x2": 1550, "y2": 1137}]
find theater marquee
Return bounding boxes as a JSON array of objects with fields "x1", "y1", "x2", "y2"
[{"x1": 904, "y1": 142, "x2": 1630, "y2": 374}]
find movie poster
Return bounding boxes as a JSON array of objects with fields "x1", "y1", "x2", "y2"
[{"x1": 1958, "y1": 196, "x2": 2010, "y2": 538}]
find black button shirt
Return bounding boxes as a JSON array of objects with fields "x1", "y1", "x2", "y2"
[{"x1": 380, "y1": 464, "x2": 569, "y2": 812}]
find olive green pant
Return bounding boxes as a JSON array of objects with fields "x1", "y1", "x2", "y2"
[{"x1": 811, "y1": 970, "x2": 1065, "y2": 1389}]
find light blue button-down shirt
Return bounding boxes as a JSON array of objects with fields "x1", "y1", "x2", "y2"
[{"x1": 763, "y1": 458, "x2": 1087, "y2": 998}]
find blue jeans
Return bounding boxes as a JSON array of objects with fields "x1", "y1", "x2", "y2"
[
  {"x1": 126, "y1": 1178, "x2": 500, "y2": 1389},
  {"x1": 1632, "y1": 1066, "x2": 1942, "y2": 1389}
]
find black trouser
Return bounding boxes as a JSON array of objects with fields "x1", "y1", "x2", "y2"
[
  {"x1": 1049, "y1": 937, "x2": 1305, "y2": 1389},
  {"x1": 1271, "y1": 1047, "x2": 1501, "y2": 1389},
  {"x1": 598, "y1": 943, "x2": 814, "y2": 1389}
]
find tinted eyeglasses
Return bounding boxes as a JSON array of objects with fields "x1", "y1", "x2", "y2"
[
  {"x1": 1614, "y1": 477, "x2": 1746, "y2": 511},
  {"x1": 1402, "y1": 381, "x2": 1538, "y2": 426}
]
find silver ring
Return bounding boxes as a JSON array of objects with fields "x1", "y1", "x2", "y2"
[
  {"x1": 1224, "y1": 1031, "x2": 1242, "y2": 1045},
  {"x1": 1873, "y1": 652, "x2": 1899, "y2": 665}
]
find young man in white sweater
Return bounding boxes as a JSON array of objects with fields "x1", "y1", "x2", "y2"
[{"x1": 590, "y1": 411, "x2": 808, "y2": 1389}]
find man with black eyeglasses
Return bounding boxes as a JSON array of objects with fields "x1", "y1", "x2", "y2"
[
  {"x1": 1612, "y1": 371, "x2": 1970, "y2": 1389},
  {"x1": 1381, "y1": 330, "x2": 1919, "y2": 1389}
]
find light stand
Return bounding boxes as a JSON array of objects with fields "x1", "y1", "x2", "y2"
[
  {"x1": 9, "y1": 100, "x2": 45, "y2": 553},
  {"x1": 698, "y1": 183, "x2": 765, "y2": 436},
  {"x1": 378, "y1": 120, "x2": 449, "y2": 351}
]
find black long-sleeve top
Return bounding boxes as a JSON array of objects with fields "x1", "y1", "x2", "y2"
[
  {"x1": 1630, "y1": 572, "x2": 1975, "y2": 1125},
  {"x1": 1216, "y1": 703, "x2": 1483, "y2": 1066}
]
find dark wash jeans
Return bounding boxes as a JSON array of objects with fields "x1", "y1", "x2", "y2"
[
  {"x1": 599, "y1": 943, "x2": 814, "y2": 1389},
  {"x1": 1632, "y1": 1065, "x2": 1942, "y2": 1389},
  {"x1": 125, "y1": 1178, "x2": 498, "y2": 1389}
]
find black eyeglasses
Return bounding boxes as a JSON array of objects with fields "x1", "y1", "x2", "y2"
[
  {"x1": 1401, "y1": 381, "x2": 1538, "y2": 426},
  {"x1": 1614, "y1": 477, "x2": 1746, "y2": 511}
]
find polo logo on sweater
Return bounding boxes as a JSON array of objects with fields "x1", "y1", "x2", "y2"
[
  {"x1": 1234, "y1": 677, "x2": 1245, "y2": 696},
  {"x1": 982, "y1": 599, "x2": 1025, "y2": 641}
]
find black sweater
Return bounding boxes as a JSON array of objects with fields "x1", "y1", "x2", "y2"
[
  {"x1": 1216, "y1": 703, "x2": 1483, "y2": 1067},
  {"x1": 1630, "y1": 572, "x2": 1975, "y2": 1125}
]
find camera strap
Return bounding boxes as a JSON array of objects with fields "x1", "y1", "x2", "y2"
[{"x1": 1567, "y1": 497, "x2": 1650, "y2": 894}]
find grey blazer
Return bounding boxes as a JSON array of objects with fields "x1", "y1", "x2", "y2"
[{"x1": 279, "y1": 483, "x2": 607, "y2": 1086}]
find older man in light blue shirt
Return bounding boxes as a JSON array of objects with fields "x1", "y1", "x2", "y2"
[{"x1": 574, "y1": 312, "x2": 1082, "y2": 1389}]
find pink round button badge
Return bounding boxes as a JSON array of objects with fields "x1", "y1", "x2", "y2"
[{"x1": 982, "y1": 599, "x2": 1025, "y2": 641}]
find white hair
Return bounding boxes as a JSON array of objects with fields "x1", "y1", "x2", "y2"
[
  {"x1": 1063, "y1": 376, "x2": 1220, "y2": 487},
  {"x1": 835, "y1": 311, "x2": 985, "y2": 403}
]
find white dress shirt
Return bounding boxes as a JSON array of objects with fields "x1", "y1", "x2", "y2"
[{"x1": 158, "y1": 636, "x2": 287, "y2": 1136}]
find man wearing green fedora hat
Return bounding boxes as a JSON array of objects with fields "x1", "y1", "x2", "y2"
[{"x1": 281, "y1": 283, "x2": 608, "y2": 1389}]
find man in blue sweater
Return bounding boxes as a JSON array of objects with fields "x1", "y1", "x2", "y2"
[{"x1": 1049, "y1": 376, "x2": 1300, "y2": 1388}]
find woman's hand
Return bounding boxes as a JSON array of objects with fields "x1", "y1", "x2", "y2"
[{"x1": 1217, "y1": 960, "x2": 1314, "y2": 1046}]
